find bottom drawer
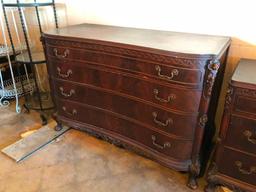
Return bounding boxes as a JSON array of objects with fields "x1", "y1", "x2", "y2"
[
  {"x1": 216, "y1": 146, "x2": 256, "y2": 186},
  {"x1": 56, "y1": 99, "x2": 193, "y2": 161}
]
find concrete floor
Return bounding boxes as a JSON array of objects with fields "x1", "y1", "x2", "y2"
[{"x1": 0, "y1": 101, "x2": 208, "y2": 192}]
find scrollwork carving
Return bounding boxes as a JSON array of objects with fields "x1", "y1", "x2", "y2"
[
  {"x1": 236, "y1": 88, "x2": 256, "y2": 98},
  {"x1": 187, "y1": 156, "x2": 201, "y2": 189},
  {"x1": 204, "y1": 59, "x2": 220, "y2": 99},
  {"x1": 199, "y1": 114, "x2": 208, "y2": 128},
  {"x1": 44, "y1": 38, "x2": 208, "y2": 67},
  {"x1": 225, "y1": 86, "x2": 233, "y2": 109},
  {"x1": 206, "y1": 163, "x2": 248, "y2": 192},
  {"x1": 80, "y1": 127, "x2": 153, "y2": 159}
]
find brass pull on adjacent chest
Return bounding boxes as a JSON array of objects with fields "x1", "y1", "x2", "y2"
[
  {"x1": 57, "y1": 67, "x2": 72, "y2": 78},
  {"x1": 62, "y1": 106, "x2": 77, "y2": 116},
  {"x1": 152, "y1": 112, "x2": 173, "y2": 127},
  {"x1": 153, "y1": 89, "x2": 176, "y2": 103},
  {"x1": 235, "y1": 161, "x2": 256, "y2": 175},
  {"x1": 53, "y1": 48, "x2": 69, "y2": 59},
  {"x1": 155, "y1": 65, "x2": 179, "y2": 81},
  {"x1": 243, "y1": 130, "x2": 256, "y2": 144},
  {"x1": 59, "y1": 87, "x2": 75, "y2": 98},
  {"x1": 151, "y1": 135, "x2": 171, "y2": 149}
]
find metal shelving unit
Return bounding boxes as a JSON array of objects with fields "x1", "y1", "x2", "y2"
[{"x1": 2, "y1": 0, "x2": 59, "y2": 124}]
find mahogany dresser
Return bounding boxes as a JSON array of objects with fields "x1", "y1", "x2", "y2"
[
  {"x1": 206, "y1": 59, "x2": 256, "y2": 192},
  {"x1": 42, "y1": 23, "x2": 231, "y2": 189}
]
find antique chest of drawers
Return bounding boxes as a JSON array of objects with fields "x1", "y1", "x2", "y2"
[
  {"x1": 42, "y1": 23, "x2": 230, "y2": 189},
  {"x1": 206, "y1": 59, "x2": 256, "y2": 192}
]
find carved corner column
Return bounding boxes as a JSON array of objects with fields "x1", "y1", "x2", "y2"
[
  {"x1": 187, "y1": 59, "x2": 220, "y2": 189},
  {"x1": 204, "y1": 85, "x2": 234, "y2": 191}
]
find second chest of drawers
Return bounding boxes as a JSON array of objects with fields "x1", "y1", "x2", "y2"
[{"x1": 206, "y1": 59, "x2": 256, "y2": 192}]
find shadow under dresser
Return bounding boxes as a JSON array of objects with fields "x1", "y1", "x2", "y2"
[
  {"x1": 42, "y1": 23, "x2": 231, "y2": 189},
  {"x1": 206, "y1": 59, "x2": 256, "y2": 192}
]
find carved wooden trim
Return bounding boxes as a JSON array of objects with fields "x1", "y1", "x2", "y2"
[
  {"x1": 203, "y1": 59, "x2": 220, "y2": 99},
  {"x1": 206, "y1": 163, "x2": 250, "y2": 192},
  {"x1": 187, "y1": 155, "x2": 201, "y2": 189},
  {"x1": 75, "y1": 124, "x2": 155, "y2": 160},
  {"x1": 225, "y1": 86, "x2": 233, "y2": 109},
  {"x1": 44, "y1": 38, "x2": 209, "y2": 67},
  {"x1": 199, "y1": 114, "x2": 208, "y2": 128},
  {"x1": 236, "y1": 87, "x2": 256, "y2": 98},
  {"x1": 207, "y1": 163, "x2": 219, "y2": 184}
]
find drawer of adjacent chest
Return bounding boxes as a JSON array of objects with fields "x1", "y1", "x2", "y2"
[
  {"x1": 49, "y1": 61, "x2": 201, "y2": 113},
  {"x1": 56, "y1": 99, "x2": 193, "y2": 161},
  {"x1": 53, "y1": 80, "x2": 197, "y2": 139},
  {"x1": 225, "y1": 115, "x2": 256, "y2": 155},
  {"x1": 234, "y1": 95, "x2": 256, "y2": 116},
  {"x1": 46, "y1": 46, "x2": 203, "y2": 86},
  {"x1": 216, "y1": 146, "x2": 256, "y2": 186}
]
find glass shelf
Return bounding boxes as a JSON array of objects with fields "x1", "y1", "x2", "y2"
[
  {"x1": 16, "y1": 51, "x2": 45, "y2": 64},
  {"x1": 25, "y1": 91, "x2": 54, "y2": 111}
]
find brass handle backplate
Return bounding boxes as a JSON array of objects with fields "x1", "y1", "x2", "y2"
[
  {"x1": 235, "y1": 161, "x2": 256, "y2": 175},
  {"x1": 155, "y1": 65, "x2": 179, "y2": 81},
  {"x1": 151, "y1": 135, "x2": 171, "y2": 149},
  {"x1": 152, "y1": 112, "x2": 173, "y2": 127},
  {"x1": 57, "y1": 67, "x2": 72, "y2": 78},
  {"x1": 153, "y1": 89, "x2": 176, "y2": 103},
  {"x1": 59, "y1": 87, "x2": 75, "y2": 98},
  {"x1": 243, "y1": 130, "x2": 256, "y2": 144},
  {"x1": 53, "y1": 48, "x2": 69, "y2": 59},
  {"x1": 62, "y1": 106, "x2": 77, "y2": 116}
]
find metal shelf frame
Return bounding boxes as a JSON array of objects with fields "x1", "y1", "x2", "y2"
[
  {"x1": 3, "y1": 2, "x2": 54, "y2": 7},
  {"x1": 1, "y1": 0, "x2": 59, "y2": 125}
]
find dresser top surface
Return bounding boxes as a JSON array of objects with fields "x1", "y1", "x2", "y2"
[
  {"x1": 44, "y1": 23, "x2": 230, "y2": 55},
  {"x1": 232, "y1": 59, "x2": 256, "y2": 85}
]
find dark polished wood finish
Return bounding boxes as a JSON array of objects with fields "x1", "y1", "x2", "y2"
[
  {"x1": 42, "y1": 23, "x2": 231, "y2": 189},
  {"x1": 206, "y1": 59, "x2": 256, "y2": 192}
]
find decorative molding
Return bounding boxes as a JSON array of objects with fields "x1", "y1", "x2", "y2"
[
  {"x1": 199, "y1": 114, "x2": 208, "y2": 128},
  {"x1": 225, "y1": 86, "x2": 233, "y2": 109},
  {"x1": 207, "y1": 163, "x2": 219, "y2": 183},
  {"x1": 206, "y1": 163, "x2": 248, "y2": 192},
  {"x1": 187, "y1": 156, "x2": 201, "y2": 189},
  {"x1": 236, "y1": 88, "x2": 256, "y2": 98},
  {"x1": 79, "y1": 126, "x2": 154, "y2": 160},
  {"x1": 204, "y1": 59, "x2": 220, "y2": 99},
  {"x1": 44, "y1": 38, "x2": 208, "y2": 68},
  {"x1": 190, "y1": 158, "x2": 201, "y2": 176}
]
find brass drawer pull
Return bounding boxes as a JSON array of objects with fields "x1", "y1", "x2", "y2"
[
  {"x1": 153, "y1": 89, "x2": 176, "y2": 103},
  {"x1": 152, "y1": 112, "x2": 173, "y2": 127},
  {"x1": 243, "y1": 130, "x2": 256, "y2": 144},
  {"x1": 53, "y1": 48, "x2": 69, "y2": 59},
  {"x1": 235, "y1": 161, "x2": 256, "y2": 175},
  {"x1": 151, "y1": 135, "x2": 171, "y2": 149},
  {"x1": 59, "y1": 87, "x2": 75, "y2": 98},
  {"x1": 155, "y1": 65, "x2": 179, "y2": 80},
  {"x1": 57, "y1": 67, "x2": 72, "y2": 78},
  {"x1": 62, "y1": 106, "x2": 77, "y2": 116}
]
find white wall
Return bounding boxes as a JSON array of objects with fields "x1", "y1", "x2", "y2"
[{"x1": 63, "y1": 0, "x2": 256, "y2": 45}]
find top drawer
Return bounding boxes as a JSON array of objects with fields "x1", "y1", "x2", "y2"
[
  {"x1": 46, "y1": 45, "x2": 204, "y2": 87},
  {"x1": 234, "y1": 95, "x2": 256, "y2": 116}
]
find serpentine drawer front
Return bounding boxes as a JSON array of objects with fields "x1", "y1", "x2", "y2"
[
  {"x1": 50, "y1": 61, "x2": 202, "y2": 113},
  {"x1": 206, "y1": 59, "x2": 256, "y2": 192},
  {"x1": 42, "y1": 23, "x2": 230, "y2": 189},
  {"x1": 46, "y1": 45, "x2": 204, "y2": 87}
]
